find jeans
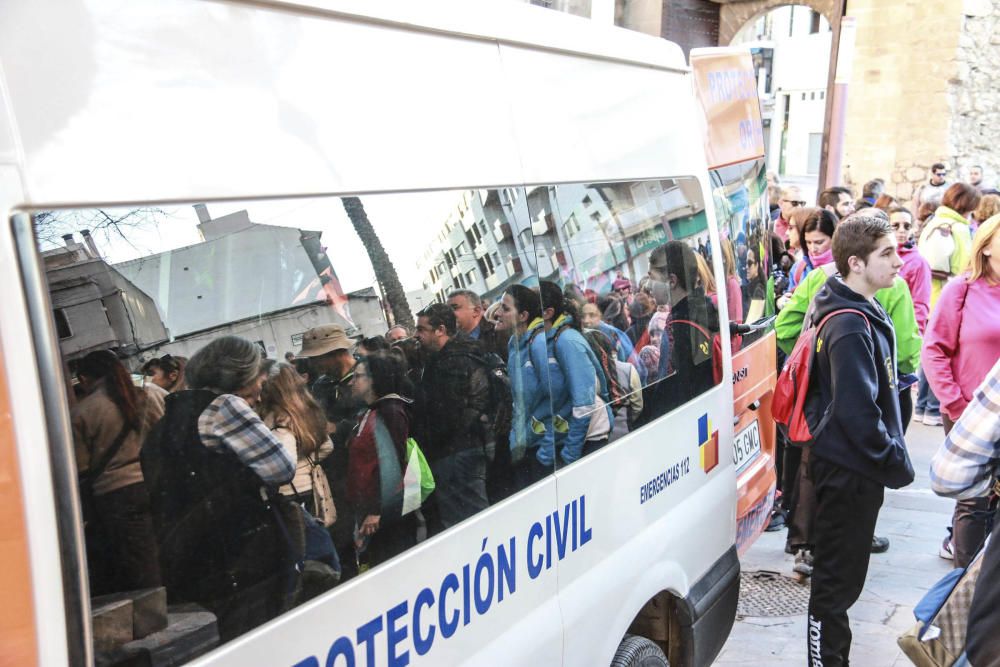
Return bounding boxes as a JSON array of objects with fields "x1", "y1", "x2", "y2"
[
  {"x1": 89, "y1": 482, "x2": 162, "y2": 596},
  {"x1": 430, "y1": 448, "x2": 489, "y2": 532},
  {"x1": 916, "y1": 368, "x2": 940, "y2": 417},
  {"x1": 942, "y1": 414, "x2": 993, "y2": 567}
]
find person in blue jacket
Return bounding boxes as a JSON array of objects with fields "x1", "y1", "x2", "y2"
[
  {"x1": 538, "y1": 281, "x2": 612, "y2": 466},
  {"x1": 501, "y1": 284, "x2": 552, "y2": 488}
]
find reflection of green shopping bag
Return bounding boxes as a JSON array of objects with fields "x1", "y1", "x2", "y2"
[
  {"x1": 403, "y1": 437, "x2": 435, "y2": 514},
  {"x1": 373, "y1": 411, "x2": 434, "y2": 519}
]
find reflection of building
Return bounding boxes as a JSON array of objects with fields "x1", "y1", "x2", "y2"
[
  {"x1": 43, "y1": 232, "x2": 169, "y2": 363},
  {"x1": 143, "y1": 287, "x2": 386, "y2": 362},
  {"x1": 416, "y1": 180, "x2": 708, "y2": 303},
  {"x1": 115, "y1": 205, "x2": 386, "y2": 362},
  {"x1": 418, "y1": 189, "x2": 533, "y2": 305},
  {"x1": 734, "y1": 7, "x2": 831, "y2": 177}
]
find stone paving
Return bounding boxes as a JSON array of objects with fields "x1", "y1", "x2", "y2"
[{"x1": 716, "y1": 420, "x2": 958, "y2": 666}]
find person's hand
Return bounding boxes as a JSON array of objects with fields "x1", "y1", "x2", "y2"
[{"x1": 360, "y1": 515, "x2": 380, "y2": 536}]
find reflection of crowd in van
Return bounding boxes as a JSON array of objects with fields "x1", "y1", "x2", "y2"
[{"x1": 71, "y1": 238, "x2": 722, "y2": 644}]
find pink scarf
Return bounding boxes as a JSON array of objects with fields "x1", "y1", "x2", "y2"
[{"x1": 810, "y1": 248, "x2": 834, "y2": 268}]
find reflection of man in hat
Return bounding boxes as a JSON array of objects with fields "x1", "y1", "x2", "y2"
[{"x1": 296, "y1": 323, "x2": 366, "y2": 579}]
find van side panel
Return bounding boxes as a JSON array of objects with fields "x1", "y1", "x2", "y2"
[{"x1": 0, "y1": 168, "x2": 71, "y2": 665}]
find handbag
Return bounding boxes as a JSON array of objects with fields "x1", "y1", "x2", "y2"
[
  {"x1": 308, "y1": 455, "x2": 337, "y2": 528},
  {"x1": 897, "y1": 546, "x2": 987, "y2": 666},
  {"x1": 78, "y1": 423, "x2": 131, "y2": 527}
]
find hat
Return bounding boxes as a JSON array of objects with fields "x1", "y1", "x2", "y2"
[
  {"x1": 297, "y1": 324, "x2": 352, "y2": 358},
  {"x1": 612, "y1": 278, "x2": 632, "y2": 291}
]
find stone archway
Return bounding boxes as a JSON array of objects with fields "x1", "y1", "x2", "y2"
[{"x1": 714, "y1": 0, "x2": 838, "y2": 45}]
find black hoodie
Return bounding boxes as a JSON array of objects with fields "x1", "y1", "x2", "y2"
[{"x1": 805, "y1": 276, "x2": 914, "y2": 489}]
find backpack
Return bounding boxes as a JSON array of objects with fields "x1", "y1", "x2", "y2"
[
  {"x1": 555, "y1": 325, "x2": 624, "y2": 412},
  {"x1": 772, "y1": 308, "x2": 870, "y2": 445},
  {"x1": 921, "y1": 221, "x2": 956, "y2": 279},
  {"x1": 670, "y1": 319, "x2": 725, "y2": 385},
  {"x1": 460, "y1": 351, "x2": 514, "y2": 446}
]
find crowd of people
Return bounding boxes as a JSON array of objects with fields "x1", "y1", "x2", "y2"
[
  {"x1": 68, "y1": 163, "x2": 1000, "y2": 662},
  {"x1": 71, "y1": 236, "x2": 731, "y2": 643},
  {"x1": 765, "y1": 165, "x2": 1000, "y2": 666}
]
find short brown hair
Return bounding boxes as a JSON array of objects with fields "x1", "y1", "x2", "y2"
[
  {"x1": 832, "y1": 210, "x2": 892, "y2": 276},
  {"x1": 942, "y1": 182, "x2": 982, "y2": 215}
]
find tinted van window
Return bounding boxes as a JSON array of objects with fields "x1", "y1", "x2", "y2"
[{"x1": 32, "y1": 189, "x2": 553, "y2": 661}]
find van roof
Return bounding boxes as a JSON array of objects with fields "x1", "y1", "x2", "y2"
[{"x1": 0, "y1": 0, "x2": 695, "y2": 208}]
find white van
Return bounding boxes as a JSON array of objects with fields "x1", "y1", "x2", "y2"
[{"x1": 0, "y1": 2, "x2": 773, "y2": 665}]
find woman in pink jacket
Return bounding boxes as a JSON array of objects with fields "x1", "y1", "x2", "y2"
[
  {"x1": 890, "y1": 206, "x2": 932, "y2": 334},
  {"x1": 922, "y1": 214, "x2": 1000, "y2": 567}
]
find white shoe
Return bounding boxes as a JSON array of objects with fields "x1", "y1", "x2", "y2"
[
  {"x1": 923, "y1": 413, "x2": 943, "y2": 426},
  {"x1": 939, "y1": 537, "x2": 954, "y2": 560}
]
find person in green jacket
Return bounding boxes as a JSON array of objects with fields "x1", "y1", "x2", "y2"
[
  {"x1": 917, "y1": 184, "x2": 980, "y2": 307},
  {"x1": 774, "y1": 260, "x2": 922, "y2": 563},
  {"x1": 775, "y1": 262, "x2": 922, "y2": 376}
]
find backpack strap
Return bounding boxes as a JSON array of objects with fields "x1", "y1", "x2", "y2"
[
  {"x1": 670, "y1": 319, "x2": 712, "y2": 340},
  {"x1": 815, "y1": 308, "x2": 871, "y2": 335}
]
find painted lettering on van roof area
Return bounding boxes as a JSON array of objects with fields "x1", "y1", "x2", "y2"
[{"x1": 690, "y1": 50, "x2": 766, "y2": 170}]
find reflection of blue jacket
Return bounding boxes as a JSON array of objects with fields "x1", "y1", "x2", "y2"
[
  {"x1": 508, "y1": 319, "x2": 551, "y2": 465},
  {"x1": 547, "y1": 317, "x2": 611, "y2": 465}
]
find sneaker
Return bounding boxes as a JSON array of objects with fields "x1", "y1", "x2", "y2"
[
  {"x1": 923, "y1": 413, "x2": 943, "y2": 426},
  {"x1": 793, "y1": 549, "x2": 814, "y2": 576},
  {"x1": 871, "y1": 535, "x2": 890, "y2": 553},
  {"x1": 914, "y1": 408, "x2": 925, "y2": 419},
  {"x1": 765, "y1": 509, "x2": 787, "y2": 532},
  {"x1": 939, "y1": 536, "x2": 954, "y2": 560}
]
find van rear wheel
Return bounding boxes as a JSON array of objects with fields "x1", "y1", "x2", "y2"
[{"x1": 611, "y1": 634, "x2": 669, "y2": 667}]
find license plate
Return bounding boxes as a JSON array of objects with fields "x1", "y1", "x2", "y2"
[{"x1": 733, "y1": 419, "x2": 761, "y2": 474}]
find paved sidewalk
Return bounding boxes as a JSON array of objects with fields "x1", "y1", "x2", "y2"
[{"x1": 716, "y1": 420, "x2": 957, "y2": 666}]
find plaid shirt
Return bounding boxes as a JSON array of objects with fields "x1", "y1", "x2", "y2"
[
  {"x1": 198, "y1": 394, "x2": 294, "y2": 485},
  {"x1": 930, "y1": 358, "x2": 1000, "y2": 500}
]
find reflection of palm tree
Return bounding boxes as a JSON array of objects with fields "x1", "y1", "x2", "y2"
[{"x1": 341, "y1": 196, "x2": 414, "y2": 328}]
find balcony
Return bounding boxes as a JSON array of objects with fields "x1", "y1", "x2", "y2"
[{"x1": 493, "y1": 222, "x2": 513, "y2": 243}]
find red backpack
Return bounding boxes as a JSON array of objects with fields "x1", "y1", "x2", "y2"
[{"x1": 772, "y1": 308, "x2": 870, "y2": 445}]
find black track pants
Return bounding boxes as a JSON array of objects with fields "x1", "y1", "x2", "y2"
[{"x1": 807, "y1": 456, "x2": 884, "y2": 667}]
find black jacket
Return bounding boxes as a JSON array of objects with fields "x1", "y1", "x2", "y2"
[
  {"x1": 417, "y1": 335, "x2": 491, "y2": 461},
  {"x1": 140, "y1": 390, "x2": 293, "y2": 605},
  {"x1": 805, "y1": 276, "x2": 914, "y2": 489}
]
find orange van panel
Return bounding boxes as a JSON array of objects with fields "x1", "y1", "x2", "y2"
[{"x1": 0, "y1": 347, "x2": 38, "y2": 665}]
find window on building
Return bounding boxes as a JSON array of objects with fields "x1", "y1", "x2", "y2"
[
  {"x1": 53, "y1": 309, "x2": 72, "y2": 339},
  {"x1": 810, "y1": 10, "x2": 822, "y2": 34},
  {"x1": 563, "y1": 214, "x2": 582, "y2": 239}
]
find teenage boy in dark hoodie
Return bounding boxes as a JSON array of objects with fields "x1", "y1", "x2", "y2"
[{"x1": 804, "y1": 211, "x2": 915, "y2": 667}]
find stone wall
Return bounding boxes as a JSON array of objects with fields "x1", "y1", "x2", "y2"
[
  {"x1": 841, "y1": 0, "x2": 963, "y2": 201},
  {"x1": 949, "y1": 0, "x2": 1000, "y2": 188}
]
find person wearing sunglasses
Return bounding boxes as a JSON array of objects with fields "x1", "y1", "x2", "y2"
[
  {"x1": 911, "y1": 161, "x2": 951, "y2": 211},
  {"x1": 774, "y1": 185, "x2": 807, "y2": 244},
  {"x1": 889, "y1": 206, "x2": 931, "y2": 335}
]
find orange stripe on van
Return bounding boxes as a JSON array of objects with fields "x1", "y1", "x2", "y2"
[{"x1": 0, "y1": 346, "x2": 38, "y2": 665}]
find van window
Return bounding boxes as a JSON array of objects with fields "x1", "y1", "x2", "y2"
[
  {"x1": 709, "y1": 157, "x2": 773, "y2": 346},
  {"x1": 529, "y1": 177, "x2": 721, "y2": 466},
  {"x1": 31, "y1": 188, "x2": 555, "y2": 661}
]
